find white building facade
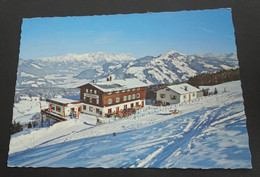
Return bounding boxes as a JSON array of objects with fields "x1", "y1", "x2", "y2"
[
  {"x1": 47, "y1": 98, "x2": 83, "y2": 117},
  {"x1": 156, "y1": 83, "x2": 200, "y2": 105}
]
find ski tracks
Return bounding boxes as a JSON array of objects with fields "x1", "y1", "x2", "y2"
[{"x1": 135, "y1": 102, "x2": 243, "y2": 168}]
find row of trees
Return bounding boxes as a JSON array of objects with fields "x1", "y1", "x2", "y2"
[
  {"x1": 10, "y1": 120, "x2": 40, "y2": 135},
  {"x1": 10, "y1": 121, "x2": 23, "y2": 135},
  {"x1": 188, "y1": 68, "x2": 240, "y2": 87},
  {"x1": 202, "y1": 87, "x2": 221, "y2": 96}
]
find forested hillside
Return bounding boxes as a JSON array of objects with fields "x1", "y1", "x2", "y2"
[{"x1": 187, "y1": 68, "x2": 240, "y2": 87}]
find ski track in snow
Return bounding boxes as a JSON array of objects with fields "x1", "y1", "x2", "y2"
[{"x1": 8, "y1": 81, "x2": 251, "y2": 168}]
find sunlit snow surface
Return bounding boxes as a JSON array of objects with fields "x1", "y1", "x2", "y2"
[{"x1": 8, "y1": 81, "x2": 251, "y2": 168}]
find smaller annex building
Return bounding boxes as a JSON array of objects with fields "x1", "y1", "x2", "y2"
[
  {"x1": 156, "y1": 83, "x2": 200, "y2": 105},
  {"x1": 46, "y1": 98, "x2": 83, "y2": 118},
  {"x1": 78, "y1": 78, "x2": 148, "y2": 117}
]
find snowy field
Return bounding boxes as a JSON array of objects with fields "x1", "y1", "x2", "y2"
[
  {"x1": 8, "y1": 81, "x2": 251, "y2": 168},
  {"x1": 12, "y1": 96, "x2": 49, "y2": 124}
]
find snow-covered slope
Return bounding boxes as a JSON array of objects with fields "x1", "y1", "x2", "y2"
[
  {"x1": 16, "y1": 50, "x2": 238, "y2": 87},
  {"x1": 8, "y1": 81, "x2": 251, "y2": 168}
]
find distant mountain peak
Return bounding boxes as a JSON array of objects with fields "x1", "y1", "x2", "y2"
[
  {"x1": 158, "y1": 50, "x2": 185, "y2": 58},
  {"x1": 37, "y1": 52, "x2": 136, "y2": 63}
]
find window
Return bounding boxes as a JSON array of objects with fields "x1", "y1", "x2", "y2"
[
  {"x1": 170, "y1": 95, "x2": 176, "y2": 100},
  {"x1": 192, "y1": 93, "x2": 195, "y2": 97},
  {"x1": 122, "y1": 90, "x2": 126, "y2": 92},
  {"x1": 56, "y1": 106, "x2": 61, "y2": 112},
  {"x1": 128, "y1": 95, "x2": 131, "y2": 100},
  {"x1": 108, "y1": 92, "x2": 112, "y2": 95},
  {"x1": 116, "y1": 97, "x2": 120, "y2": 103},
  {"x1": 132, "y1": 94, "x2": 136, "y2": 99},
  {"x1": 123, "y1": 96, "x2": 127, "y2": 101},
  {"x1": 108, "y1": 109, "x2": 112, "y2": 114},
  {"x1": 89, "y1": 98, "x2": 92, "y2": 103},
  {"x1": 160, "y1": 94, "x2": 166, "y2": 98},
  {"x1": 127, "y1": 89, "x2": 130, "y2": 92},
  {"x1": 108, "y1": 99, "x2": 112, "y2": 104},
  {"x1": 137, "y1": 88, "x2": 140, "y2": 90},
  {"x1": 116, "y1": 91, "x2": 119, "y2": 93},
  {"x1": 131, "y1": 103, "x2": 134, "y2": 108},
  {"x1": 136, "y1": 93, "x2": 140, "y2": 98},
  {"x1": 83, "y1": 105, "x2": 86, "y2": 110},
  {"x1": 124, "y1": 105, "x2": 127, "y2": 109},
  {"x1": 94, "y1": 90, "x2": 97, "y2": 94},
  {"x1": 96, "y1": 99, "x2": 99, "y2": 104},
  {"x1": 90, "y1": 89, "x2": 92, "y2": 94},
  {"x1": 50, "y1": 104, "x2": 55, "y2": 111},
  {"x1": 183, "y1": 95, "x2": 186, "y2": 99},
  {"x1": 132, "y1": 88, "x2": 136, "y2": 91},
  {"x1": 136, "y1": 102, "x2": 139, "y2": 106},
  {"x1": 96, "y1": 108, "x2": 100, "y2": 114},
  {"x1": 86, "y1": 89, "x2": 88, "y2": 93},
  {"x1": 89, "y1": 107, "x2": 93, "y2": 112}
]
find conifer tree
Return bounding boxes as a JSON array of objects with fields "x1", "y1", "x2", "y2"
[
  {"x1": 214, "y1": 88, "x2": 218, "y2": 94},
  {"x1": 10, "y1": 120, "x2": 23, "y2": 135},
  {"x1": 28, "y1": 122, "x2": 32, "y2": 129}
]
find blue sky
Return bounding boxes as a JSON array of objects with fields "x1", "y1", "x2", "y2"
[{"x1": 19, "y1": 8, "x2": 236, "y2": 60}]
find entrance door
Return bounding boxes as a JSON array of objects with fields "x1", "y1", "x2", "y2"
[
  {"x1": 78, "y1": 106, "x2": 81, "y2": 113},
  {"x1": 116, "y1": 106, "x2": 119, "y2": 112},
  {"x1": 108, "y1": 108, "x2": 112, "y2": 114}
]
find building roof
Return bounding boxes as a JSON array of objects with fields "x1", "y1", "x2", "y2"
[
  {"x1": 47, "y1": 98, "x2": 81, "y2": 105},
  {"x1": 79, "y1": 78, "x2": 148, "y2": 92},
  {"x1": 167, "y1": 83, "x2": 200, "y2": 94}
]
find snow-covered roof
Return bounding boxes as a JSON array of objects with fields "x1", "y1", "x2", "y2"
[
  {"x1": 80, "y1": 78, "x2": 148, "y2": 92},
  {"x1": 47, "y1": 98, "x2": 81, "y2": 104},
  {"x1": 167, "y1": 83, "x2": 200, "y2": 94}
]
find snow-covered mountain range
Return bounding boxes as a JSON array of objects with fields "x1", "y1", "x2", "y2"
[{"x1": 16, "y1": 50, "x2": 238, "y2": 87}]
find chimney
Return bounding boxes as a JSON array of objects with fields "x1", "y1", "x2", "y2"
[
  {"x1": 93, "y1": 80, "x2": 97, "y2": 83},
  {"x1": 184, "y1": 86, "x2": 188, "y2": 91},
  {"x1": 109, "y1": 76, "x2": 112, "y2": 81},
  {"x1": 107, "y1": 78, "x2": 109, "y2": 81}
]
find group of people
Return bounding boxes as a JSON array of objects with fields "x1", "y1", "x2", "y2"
[
  {"x1": 105, "y1": 106, "x2": 142, "y2": 118},
  {"x1": 69, "y1": 111, "x2": 79, "y2": 119}
]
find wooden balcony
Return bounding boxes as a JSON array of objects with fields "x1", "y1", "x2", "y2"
[{"x1": 41, "y1": 109, "x2": 68, "y2": 122}]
